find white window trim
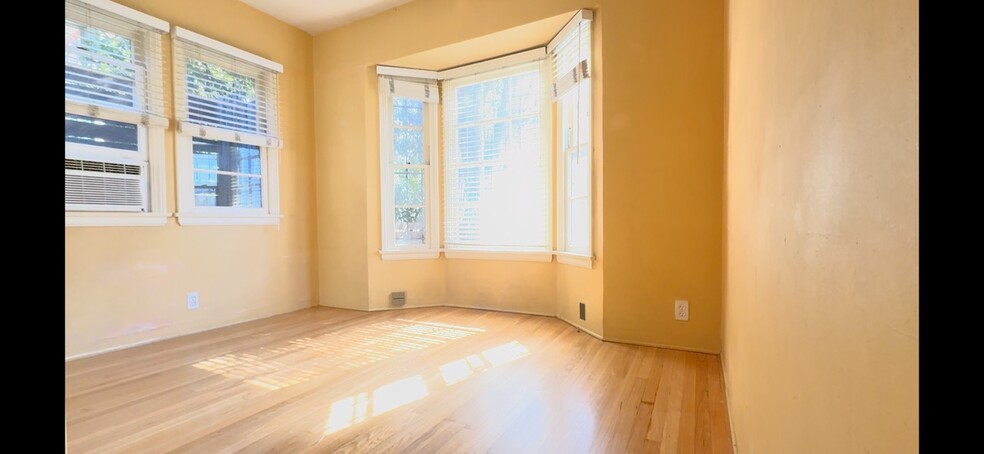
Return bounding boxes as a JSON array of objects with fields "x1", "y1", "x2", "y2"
[
  {"x1": 378, "y1": 77, "x2": 440, "y2": 260},
  {"x1": 553, "y1": 11, "x2": 594, "y2": 268},
  {"x1": 555, "y1": 251, "x2": 594, "y2": 268},
  {"x1": 65, "y1": 0, "x2": 170, "y2": 227},
  {"x1": 173, "y1": 26, "x2": 283, "y2": 73},
  {"x1": 171, "y1": 26, "x2": 284, "y2": 226},
  {"x1": 442, "y1": 59, "x2": 554, "y2": 256},
  {"x1": 75, "y1": 0, "x2": 168, "y2": 32},
  {"x1": 174, "y1": 133, "x2": 282, "y2": 226},
  {"x1": 555, "y1": 90, "x2": 593, "y2": 267},
  {"x1": 65, "y1": 101, "x2": 169, "y2": 228}
]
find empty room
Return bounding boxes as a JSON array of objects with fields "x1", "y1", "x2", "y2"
[{"x1": 64, "y1": 0, "x2": 918, "y2": 452}]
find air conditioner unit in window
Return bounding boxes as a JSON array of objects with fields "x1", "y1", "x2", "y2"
[{"x1": 65, "y1": 156, "x2": 148, "y2": 212}]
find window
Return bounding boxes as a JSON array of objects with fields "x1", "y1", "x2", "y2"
[
  {"x1": 374, "y1": 10, "x2": 593, "y2": 262},
  {"x1": 443, "y1": 60, "x2": 552, "y2": 259},
  {"x1": 378, "y1": 77, "x2": 440, "y2": 259},
  {"x1": 172, "y1": 27, "x2": 283, "y2": 225},
  {"x1": 64, "y1": 0, "x2": 169, "y2": 227},
  {"x1": 552, "y1": 13, "x2": 594, "y2": 268}
]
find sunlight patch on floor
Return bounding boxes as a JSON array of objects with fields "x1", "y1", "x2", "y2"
[
  {"x1": 191, "y1": 319, "x2": 481, "y2": 391},
  {"x1": 321, "y1": 340, "x2": 531, "y2": 440}
]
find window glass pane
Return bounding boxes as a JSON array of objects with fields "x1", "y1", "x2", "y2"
[
  {"x1": 480, "y1": 78, "x2": 508, "y2": 120},
  {"x1": 569, "y1": 148, "x2": 590, "y2": 199},
  {"x1": 578, "y1": 81, "x2": 591, "y2": 143},
  {"x1": 508, "y1": 71, "x2": 540, "y2": 116},
  {"x1": 559, "y1": 92, "x2": 578, "y2": 151},
  {"x1": 456, "y1": 167, "x2": 481, "y2": 203},
  {"x1": 186, "y1": 59, "x2": 260, "y2": 133},
  {"x1": 457, "y1": 126, "x2": 480, "y2": 163},
  {"x1": 192, "y1": 138, "x2": 263, "y2": 208},
  {"x1": 393, "y1": 128, "x2": 424, "y2": 165},
  {"x1": 64, "y1": 23, "x2": 137, "y2": 109},
  {"x1": 456, "y1": 84, "x2": 480, "y2": 123},
  {"x1": 510, "y1": 117, "x2": 540, "y2": 154},
  {"x1": 482, "y1": 123, "x2": 507, "y2": 161},
  {"x1": 393, "y1": 97, "x2": 423, "y2": 126},
  {"x1": 192, "y1": 138, "x2": 262, "y2": 175},
  {"x1": 194, "y1": 173, "x2": 262, "y2": 208},
  {"x1": 394, "y1": 169, "x2": 425, "y2": 206},
  {"x1": 395, "y1": 207, "x2": 425, "y2": 245},
  {"x1": 445, "y1": 64, "x2": 547, "y2": 250},
  {"x1": 65, "y1": 114, "x2": 138, "y2": 151},
  {"x1": 568, "y1": 198, "x2": 590, "y2": 252}
]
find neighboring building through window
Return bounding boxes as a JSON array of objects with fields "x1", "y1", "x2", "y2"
[
  {"x1": 64, "y1": 0, "x2": 169, "y2": 227},
  {"x1": 171, "y1": 27, "x2": 284, "y2": 225}
]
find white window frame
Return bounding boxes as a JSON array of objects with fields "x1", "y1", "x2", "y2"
[
  {"x1": 442, "y1": 59, "x2": 554, "y2": 262},
  {"x1": 378, "y1": 78, "x2": 440, "y2": 260},
  {"x1": 174, "y1": 133, "x2": 280, "y2": 226},
  {"x1": 551, "y1": 10, "x2": 594, "y2": 268},
  {"x1": 554, "y1": 86, "x2": 593, "y2": 268},
  {"x1": 171, "y1": 27, "x2": 283, "y2": 226},
  {"x1": 65, "y1": 0, "x2": 169, "y2": 227}
]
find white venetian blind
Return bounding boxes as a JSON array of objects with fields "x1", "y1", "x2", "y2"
[
  {"x1": 384, "y1": 77, "x2": 439, "y2": 103},
  {"x1": 172, "y1": 27, "x2": 283, "y2": 147},
  {"x1": 64, "y1": 0, "x2": 168, "y2": 118},
  {"x1": 444, "y1": 61, "x2": 550, "y2": 251},
  {"x1": 549, "y1": 13, "x2": 592, "y2": 100}
]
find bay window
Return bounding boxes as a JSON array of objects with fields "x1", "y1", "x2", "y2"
[{"x1": 374, "y1": 9, "x2": 593, "y2": 264}]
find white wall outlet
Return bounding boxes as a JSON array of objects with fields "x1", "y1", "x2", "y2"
[
  {"x1": 674, "y1": 300, "x2": 689, "y2": 321},
  {"x1": 187, "y1": 291, "x2": 200, "y2": 310}
]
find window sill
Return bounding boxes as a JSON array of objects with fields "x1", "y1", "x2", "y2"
[
  {"x1": 444, "y1": 249, "x2": 554, "y2": 262},
  {"x1": 65, "y1": 212, "x2": 168, "y2": 227},
  {"x1": 175, "y1": 213, "x2": 282, "y2": 226},
  {"x1": 556, "y1": 252, "x2": 594, "y2": 269},
  {"x1": 379, "y1": 249, "x2": 441, "y2": 260}
]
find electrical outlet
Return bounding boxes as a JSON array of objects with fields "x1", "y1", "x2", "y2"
[
  {"x1": 674, "y1": 300, "x2": 689, "y2": 321},
  {"x1": 187, "y1": 291, "x2": 199, "y2": 310},
  {"x1": 579, "y1": 302, "x2": 586, "y2": 320}
]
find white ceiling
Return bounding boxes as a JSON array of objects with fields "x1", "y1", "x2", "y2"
[{"x1": 240, "y1": 0, "x2": 415, "y2": 35}]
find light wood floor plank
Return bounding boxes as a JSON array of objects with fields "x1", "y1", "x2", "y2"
[{"x1": 65, "y1": 306, "x2": 732, "y2": 453}]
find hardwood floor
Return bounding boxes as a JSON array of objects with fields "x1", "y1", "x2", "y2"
[{"x1": 66, "y1": 307, "x2": 733, "y2": 453}]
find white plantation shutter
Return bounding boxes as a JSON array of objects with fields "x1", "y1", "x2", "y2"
[
  {"x1": 64, "y1": 0, "x2": 168, "y2": 119},
  {"x1": 444, "y1": 60, "x2": 551, "y2": 251},
  {"x1": 172, "y1": 27, "x2": 283, "y2": 147},
  {"x1": 549, "y1": 11, "x2": 592, "y2": 101}
]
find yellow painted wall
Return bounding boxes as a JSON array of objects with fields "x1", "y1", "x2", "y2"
[
  {"x1": 722, "y1": 0, "x2": 919, "y2": 451},
  {"x1": 65, "y1": 0, "x2": 317, "y2": 358},
  {"x1": 314, "y1": 0, "x2": 724, "y2": 348},
  {"x1": 600, "y1": 0, "x2": 726, "y2": 352}
]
